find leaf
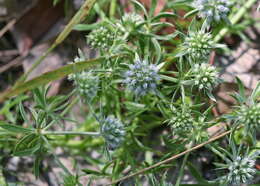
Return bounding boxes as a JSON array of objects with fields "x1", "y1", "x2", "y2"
[
  {"x1": 14, "y1": 133, "x2": 37, "y2": 153},
  {"x1": 34, "y1": 156, "x2": 41, "y2": 178},
  {"x1": 82, "y1": 169, "x2": 104, "y2": 176},
  {"x1": 187, "y1": 162, "x2": 211, "y2": 184},
  {"x1": 151, "y1": 38, "x2": 161, "y2": 64},
  {"x1": 151, "y1": 12, "x2": 178, "y2": 22},
  {"x1": 13, "y1": 144, "x2": 41, "y2": 156},
  {"x1": 235, "y1": 77, "x2": 245, "y2": 99},
  {"x1": 206, "y1": 91, "x2": 216, "y2": 102},
  {"x1": 19, "y1": 102, "x2": 29, "y2": 124},
  {"x1": 184, "y1": 9, "x2": 199, "y2": 18},
  {"x1": 73, "y1": 23, "x2": 99, "y2": 31},
  {"x1": 131, "y1": 0, "x2": 148, "y2": 17},
  {"x1": 0, "y1": 55, "x2": 120, "y2": 103},
  {"x1": 0, "y1": 122, "x2": 34, "y2": 134}
]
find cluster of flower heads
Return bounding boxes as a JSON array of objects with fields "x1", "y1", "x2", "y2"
[
  {"x1": 237, "y1": 103, "x2": 260, "y2": 132},
  {"x1": 167, "y1": 109, "x2": 194, "y2": 134},
  {"x1": 87, "y1": 26, "x2": 115, "y2": 51},
  {"x1": 123, "y1": 59, "x2": 160, "y2": 97},
  {"x1": 220, "y1": 153, "x2": 258, "y2": 185},
  {"x1": 191, "y1": 63, "x2": 220, "y2": 92},
  {"x1": 100, "y1": 116, "x2": 126, "y2": 150},
  {"x1": 193, "y1": 0, "x2": 231, "y2": 23},
  {"x1": 183, "y1": 31, "x2": 214, "y2": 61},
  {"x1": 68, "y1": 54, "x2": 99, "y2": 101}
]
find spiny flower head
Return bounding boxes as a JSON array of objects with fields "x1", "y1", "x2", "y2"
[
  {"x1": 121, "y1": 13, "x2": 144, "y2": 32},
  {"x1": 183, "y1": 31, "x2": 214, "y2": 61},
  {"x1": 193, "y1": 0, "x2": 231, "y2": 23},
  {"x1": 100, "y1": 116, "x2": 126, "y2": 150},
  {"x1": 221, "y1": 153, "x2": 258, "y2": 185},
  {"x1": 87, "y1": 26, "x2": 115, "y2": 51},
  {"x1": 192, "y1": 63, "x2": 220, "y2": 92},
  {"x1": 123, "y1": 60, "x2": 160, "y2": 97},
  {"x1": 167, "y1": 109, "x2": 194, "y2": 134},
  {"x1": 71, "y1": 71, "x2": 99, "y2": 100},
  {"x1": 237, "y1": 103, "x2": 260, "y2": 132}
]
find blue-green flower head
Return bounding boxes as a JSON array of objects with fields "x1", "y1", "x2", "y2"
[
  {"x1": 123, "y1": 60, "x2": 160, "y2": 97},
  {"x1": 223, "y1": 153, "x2": 258, "y2": 185},
  {"x1": 193, "y1": 0, "x2": 231, "y2": 23},
  {"x1": 101, "y1": 116, "x2": 126, "y2": 150}
]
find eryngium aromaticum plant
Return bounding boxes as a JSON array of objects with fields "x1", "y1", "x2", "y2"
[
  {"x1": 123, "y1": 59, "x2": 160, "y2": 97},
  {"x1": 193, "y1": 0, "x2": 231, "y2": 23},
  {"x1": 100, "y1": 116, "x2": 126, "y2": 150}
]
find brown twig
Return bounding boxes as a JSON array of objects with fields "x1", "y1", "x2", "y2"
[
  {"x1": 0, "y1": 49, "x2": 19, "y2": 58},
  {"x1": 109, "y1": 129, "x2": 232, "y2": 185},
  {"x1": 0, "y1": 55, "x2": 24, "y2": 74},
  {"x1": 0, "y1": 19, "x2": 16, "y2": 38}
]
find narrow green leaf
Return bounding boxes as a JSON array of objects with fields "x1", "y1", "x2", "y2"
[
  {"x1": 34, "y1": 156, "x2": 41, "y2": 178},
  {"x1": 0, "y1": 122, "x2": 34, "y2": 133},
  {"x1": 0, "y1": 55, "x2": 120, "y2": 103}
]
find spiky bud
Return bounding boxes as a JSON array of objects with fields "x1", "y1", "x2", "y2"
[
  {"x1": 121, "y1": 13, "x2": 144, "y2": 31},
  {"x1": 101, "y1": 116, "x2": 126, "y2": 150},
  {"x1": 123, "y1": 60, "x2": 160, "y2": 97},
  {"x1": 87, "y1": 26, "x2": 115, "y2": 51},
  {"x1": 237, "y1": 103, "x2": 260, "y2": 131},
  {"x1": 167, "y1": 110, "x2": 194, "y2": 134},
  {"x1": 193, "y1": 0, "x2": 231, "y2": 23},
  {"x1": 192, "y1": 63, "x2": 220, "y2": 92},
  {"x1": 183, "y1": 31, "x2": 214, "y2": 61}
]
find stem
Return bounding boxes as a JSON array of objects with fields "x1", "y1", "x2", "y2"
[
  {"x1": 175, "y1": 141, "x2": 194, "y2": 186},
  {"x1": 214, "y1": 0, "x2": 257, "y2": 42},
  {"x1": 42, "y1": 131, "x2": 100, "y2": 136}
]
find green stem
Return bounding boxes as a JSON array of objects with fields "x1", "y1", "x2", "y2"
[
  {"x1": 175, "y1": 141, "x2": 194, "y2": 186},
  {"x1": 214, "y1": 0, "x2": 258, "y2": 42},
  {"x1": 42, "y1": 131, "x2": 100, "y2": 136}
]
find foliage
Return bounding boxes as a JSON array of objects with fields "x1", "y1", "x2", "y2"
[{"x1": 0, "y1": 0, "x2": 259, "y2": 185}]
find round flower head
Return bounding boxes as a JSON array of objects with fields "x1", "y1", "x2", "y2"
[
  {"x1": 101, "y1": 116, "x2": 126, "y2": 150},
  {"x1": 167, "y1": 109, "x2": 194, "y2": 134},
  {"x1": 193, "y1": 0, "x2": 231, "y2": 23},
  {"x1": 72, "y1": 71, "x2": 99, "y2": 101},
  {"x1": 222, "y1": 154, "x2": 258, "y2": 185},
  {"x1": 192, "y1": 63, "x2": 220, "y2": 92},
  {"x1": 87, "y1": 26, "x2": 115, "y2": 51},
  {"x1": 121, "y1": 13, "x2": 144, "y2": 32},
  {"x1": 183, "y1": 31, "x2": 214, "y2": 61},
  {"x1": 237, "y1": 103, "x2": 260, "y2": 132},
  {"x1": 123, "y1": 60, "x2": 160, "y2": 97}
]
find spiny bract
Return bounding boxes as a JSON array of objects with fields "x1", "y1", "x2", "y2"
[
  {"x1": 193, "y1": 0, "x2": 231, "y2": 23},
  {"x1": 101, "y1": 116, "x2": 126, "y2": 150},
  {"x1": 123, "y1": 60, "x2": 160, "y2": 97}
]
